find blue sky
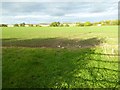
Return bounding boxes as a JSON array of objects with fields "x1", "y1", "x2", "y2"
[{"x1": 1, "y1": 0, "x2": 118, "y2": 24}]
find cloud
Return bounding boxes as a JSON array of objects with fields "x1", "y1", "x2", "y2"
[
  {"x1": 1, "y1": 0, "x2": 119, "y2": 2},
  {"x1": 1, "y1": 2, "x2": 118, "y2": 24},
  {"x1": 14, "y1": 15, "x2": 50, "y2": 18}
]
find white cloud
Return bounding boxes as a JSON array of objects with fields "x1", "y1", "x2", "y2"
[
  {"x1": 14, "y1": 15, "x2": 50, "y2": 19},
  {"x1": 65, "y1": 9, "x2": 117, "y2": 18},
  {"x1": 1, "y1": 2, "x2": 118, "y2": 24},
  {"x1": 1, "y1": 0, "x2": 119, "y2": 2}
]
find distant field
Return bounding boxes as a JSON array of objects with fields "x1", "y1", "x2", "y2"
[{"x1": 2, "y1": 26, "x2": 119, "y2": 88}]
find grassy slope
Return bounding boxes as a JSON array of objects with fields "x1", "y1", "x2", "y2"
[
  {"x1": 2, "y1": 26, "x2": 119, "y2": 88},
  {"x1": 2, "y1": 26, "x2": 118, "y2": 39}
]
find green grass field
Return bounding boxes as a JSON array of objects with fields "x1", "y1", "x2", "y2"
[{"x1": 2, "y1": 26, "x2": 119, "y2": 88}]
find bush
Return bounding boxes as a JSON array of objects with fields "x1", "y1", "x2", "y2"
[
  {"x1": 0, "y1": 24, "x2": 7, "y2": 27},
  {"x1": 76, "y1": 22, "x2": 84, "y2": 27},
  {"x1": 20, "y1": 23, "x2": 25, "y2": 27},
  {"x1": 29, "y1": 24, "x2": 34, "y2": 27},
  {"x1": 36, "y1": 25, "x2": 42, "y2": 27},
  {"x1": 84, "y1": 21, "x2": 92, "y2": 26},
  {"x1": 50, "y1": 22, "x2": 61, "y2": 27},
  {"x1": 14, "y1": 24, "x2": 19, "y2": 27},
  {"x1": 111, "y1": 20, "x2": 118, "y2": 25}
]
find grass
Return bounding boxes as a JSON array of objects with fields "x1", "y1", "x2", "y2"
[{"x1": 2, "y1": 26, "x2": 119, "y2": 88}]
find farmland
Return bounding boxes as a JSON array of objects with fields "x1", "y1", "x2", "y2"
[{"x1": 2, "y1": 26, "x2": 119, "y2": 88}]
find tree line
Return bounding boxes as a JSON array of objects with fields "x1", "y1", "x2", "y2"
[{"x1": 0, "y1": 20, "x2": 119, "y2": 27}]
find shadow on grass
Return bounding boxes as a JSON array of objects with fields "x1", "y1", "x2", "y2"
[
  {"x1": 2, "y1": 37, "x2": 104, "y2": 48},
  {"x1": 2, "y1": 37, "x2": 119, "y2": 88}
]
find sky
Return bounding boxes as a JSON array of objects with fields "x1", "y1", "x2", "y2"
[{"x1": 1, "y1": 0, "x2": 119, "y2": 24}]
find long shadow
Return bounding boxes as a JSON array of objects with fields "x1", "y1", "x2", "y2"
[
  {"x1": 2, "y1": 37, "x2": 103, "y2": 48},
  {"x1": 77, "y1": 58, "x2": 119, "y2": 63},
  {"x1": 2, "y1": 37, "x2": 119, "y2": 88},
  {"x1": 92, "y1": 53, "x2": 119, "y2": 56}
]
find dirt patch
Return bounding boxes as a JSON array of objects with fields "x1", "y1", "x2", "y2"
[{"x1": 2, "y1": 37, "x2": 104, "y2": 49}]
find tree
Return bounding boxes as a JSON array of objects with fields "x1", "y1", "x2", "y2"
[
  {"x1": 50, "y1": 22, "x2": 61, "y2": 27},
  {"x1": 111, "y1": 20, "x2": 118, "y2": 25},
  {"x1": 0, "y1": 24, "x2": 7, "y2": 27},
  {"x1": 20, "y1": 23, "x2": 25, "y2": 27},
  {"x1": 14, "y1": 24, "x2": 19, "y2": 27},
  {"x1": 105, "y1": 20, "x2": 111, "y2": 25},
  {"x1": 76, "y1": 22, "x2": 84, "y2": 27},
  {"x1": 36, "y1": 24, "x2": 42, "y2": 27},
  {"x1": 84, "y1": 21, "x2": 92, "y2": 26}
]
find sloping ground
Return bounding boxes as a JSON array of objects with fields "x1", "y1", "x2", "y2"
[
  {"x1": 2, "y1": 26, "x2": 119, "y2": 88},
  {"x1": 2, "y1": 47, "x2": 119, "y2": 88},
  {"x1": 2, "y1": 37, "x2": 119, "y2": 88}
]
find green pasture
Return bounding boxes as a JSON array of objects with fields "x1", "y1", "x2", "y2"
[{"x1": 2, "y1": 26, "x2": 119, "y2": 88}]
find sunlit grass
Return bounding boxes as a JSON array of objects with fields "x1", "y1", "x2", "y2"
[{"x1": 2, "y1": 26, "x2": 119, "y2": 88}]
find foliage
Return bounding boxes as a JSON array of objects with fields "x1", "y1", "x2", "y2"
[
  {"x1": 76, "y1": 22, "x2": 84, "y2": 27},
  {"x1": 118, "y1": 20, "x2": 120, "y2": 25},
  {"x1": 14, "y1": 24, "x2": 19, "y2": 27},
  {"x1": 60, "y1": 24, "x2": 64, "y2": 27},
  {"x1": 111, "y1": 20, "x2": 118, "y2": 25},
  {"x1": 20, "y1": 23, "x2": 25, "y2": 27},
  {"x1": 84, "y1": 21, "x2": 92, "y2": 26},
  {"x1": 50, "y1": 22, "x2": 61, "y2": 27},
  {"x1": 0, "y1": 24, "x2": 8, "y2": 27}
]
